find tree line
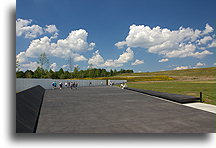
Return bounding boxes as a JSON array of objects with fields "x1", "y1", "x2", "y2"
[
  {"x1": 16, "y1": 53, "x2": 133, "y2": 79},
  {"x1": 16, "y1": 67, "x2": 133, "y2": 79}
]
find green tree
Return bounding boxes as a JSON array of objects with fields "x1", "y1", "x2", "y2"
[
  {"x1": 16, "y1": 71, "x2": 25, "y2": 78},
  {"x1": 73, "y1": 65, "x2": 79, "y2": 78},
  {"x1": 24, "y1": 70, "x2": 34, "y2": 78},
  {"x1": 56, "y1": 68, "x2": 64, "y2": 78},
  {"x1": 110, "y1": 69, "x2": 114, "y2": 76},
  {"x1": 33, "y1": 67, "x2": 44, "y2": 78}
]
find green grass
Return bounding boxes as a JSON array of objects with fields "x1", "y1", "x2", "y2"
[
  {"x1": 118, "y1": 67, "x2": 216, "y2": 79},
  {"x1": 125, "y1": 81, "x2": 216, "y2": 105},
  {"x1": 70, "y1": 75, "x2": 175, "y2": 82}
]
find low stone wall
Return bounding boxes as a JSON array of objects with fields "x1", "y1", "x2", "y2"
[
  {"x1": 16, "y1": 78, "x2": 127, "y2": 92},
  {"x1": 108, "y1": 80, "x2": 127, "y2": 85},
  {"x1": 16, "y1": 85, "x2": 45, "y2": 133}
]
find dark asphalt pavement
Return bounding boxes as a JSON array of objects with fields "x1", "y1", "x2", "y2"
[{"x1": 37, "y1": 86, "x2": 216, "y2": 133}]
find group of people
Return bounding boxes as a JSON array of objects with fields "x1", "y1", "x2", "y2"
[
  {"x1": 52, "y1": 81, "x2": 78, "y2": 90},
  {"x1": 120, "y1": 82, "x2": 127, "y2": 89}
]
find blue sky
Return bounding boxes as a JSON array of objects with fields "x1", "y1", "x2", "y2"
[{"x1": 16, "y1": 0, "x2": 216, "y2": 72}]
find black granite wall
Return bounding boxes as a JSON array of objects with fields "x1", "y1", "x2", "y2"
[{"x1": 16, "y1": 85, "x2": 45, "y2": 133}]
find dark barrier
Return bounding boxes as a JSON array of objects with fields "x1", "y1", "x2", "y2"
[
  {"x1": 16, "y1": 85, "x2": 45, "y2": 133},
  {"x1": 126, "y1": 87, "x2": 201, "y2": 103}
]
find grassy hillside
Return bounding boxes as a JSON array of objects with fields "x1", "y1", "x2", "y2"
[
  {"x1": 118, "y1": 67, "x2": 216, "y2": 80},
  {"x1": 113, "y1": 67, "x2": 216, "y2": 105}
]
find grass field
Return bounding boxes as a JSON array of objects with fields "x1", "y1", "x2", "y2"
[
  {"x1": 118, "y1": 67, "x2": 216, "y2": 79},
  {"x1": 112, "y1": 67, "x2": 216, "y2": 105},
  {"x1": 125, "y1": 81, "x2": 216, "y2": 105}
]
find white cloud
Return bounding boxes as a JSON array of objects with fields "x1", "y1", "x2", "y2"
[
  {"x1": 20, "y1": 62, "x2": 39, "y2": 71},
  {"x1": 25, "y1": 36, "x2": 53, "y2": 57},
  {"x1": 174, "y1": 66, "x2": 190, "y2": 70},
  {"x1": 88, "y1": 50, "x2": 105, "y2": 66},
  {"x1": 190, "y1": 50, "x2": 213, "y2": 58},
  {"x1": 23, "y1": 29, "x2": 95, "y2": 62},
  {"x1": 102, "y1": 47, "x2": 134, "y2": 67},
  {"x1": 116, "y1": 47, "x2": 134, "y2": 63},
  {"x1": 88, "y1": 48, "x2": 134, "y2": 68},
  {"x1": 115, "y1": 41, "x2": 127, "y2": 49},
  {"x1": 44, "y1": 25, "x2": 59, "y2": 39},
  {"x1": 195, "y1": 62, "x2": 205, "y2": 67},
  {"x1": 159, "y1": 58, "x2": 169, "y2": 63},
  {"x1": 131, "y1": 59, "x2": 144, "y2": 65},
  {"x1": 197, "y1": 36, "x2": 212, "y2": 45},
  {"x1": 50, "y1": 63, "x2": 58, "y2": 71},
  {"x1": 56, "y1": 29, "x2": 95, "y2": 53},
  {"x1": 44, "y1": 25, "x2": 58, "y2": 33},
  {"x1": 16, "y1": 52, "x2": 28, "y2": 63},
  {"x1": 116, "y1": 24, "x2": 214, "y2": 59},
  {"x1": 16, "y1": 18, "x2": 60, "y2": 39},
  {"x1": 61, "y1": 64, "x2": 69, "y2": 71},
  {"x1": 202, "y1": 24, "x2": 214, "y2": 35},
  {"x1": 214, "y1": 63, "x2": 216, "y2": 66},
  {"x1": 102, "y1": 59, "x2": 123, "y2": 68},
  {"x1": 16, "y1": 18, "x2": 43, "y2": 38},
  {"x1": 73, "y1": 54, "x2": 88, "y2": 62},
  {"x1": 207, "y1": 40, "x2": 216, "y2": 48}
]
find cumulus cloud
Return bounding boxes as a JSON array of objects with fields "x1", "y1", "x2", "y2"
[
  {"x1": 16, "y1": 18, "x2": 43, "y2": 38},
  {"x1": 174, "y1": 66, "x2": 190, "y2": 70},
  {"x1": 115, "y1": 41, "x2": 127, "y2": 49},
  {"x1": 197, "y1": 36, "x2": 212, "y2": 45},
  {"x1": 88, "y1": 48, "x2": 134, "y2": 68},
  {"x1": 88, "y1": 50, "x2": 105, "y2": 66},
  {"x1": 73, "y1": 54, "x2": 88, "y2": 62},
  {"x1": 207, "y1": 40, "x2": 216, "y2": 48},
  {"x1": 16, "y1": 52, "x2": 28, "y2": 63},
  {"x1": 55, "y1": 29, "x2": 95, "y2": 54},
  {"x1": 44, "y1": 25, "x2": 59, "y2": 39},
  {"x1": 50, "y1": 63, "x2": 58, "y2": 71},
  {"x1": 131, "y1": 59, "x2": 144, "y2": 65},
  {"x1": 202, "y1": 24, "x2": 214, "y2": 35},
  {"x1": 115, "y1": 24, "x2": 214, "y2": 59},
  {"x1": 16, "y1": 18, "x2": 60, "y2": 39},
  {"x1": 190, "y1": 50, "x2": 213, "y2": 58},
  {"x1": 116, "y1": 47, "x2": 134, "y2": 63},
  {"x1": 102, "y1": 48, "x2": 134, "y2": 67},
  {"x1": 195, "y1": 62, "x2": 206, "y2": 67},
  {"x1": 159, "y1": 58, "x2": 169, "y2": 63},
  {"x1": 23, "y1": 29, "x2": 95, "y2": 61},
  {"x1": 44, "y1": 25, "x2": 58, "y2": 33},
  {"x1": 20, "y1": 62, "x2": 39, "y2": 71}
]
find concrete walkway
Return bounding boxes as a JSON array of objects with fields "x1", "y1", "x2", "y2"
[
  {"x1": 184, "y1": 102, "x2": 216, "y2": 114},
  {"x1": 37, "y1": 86, "x2": 215, "y2": 133}
]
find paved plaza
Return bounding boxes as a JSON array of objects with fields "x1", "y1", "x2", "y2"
[{"x1": 37, "y1": 86, "x2": 216, "y2": 133}]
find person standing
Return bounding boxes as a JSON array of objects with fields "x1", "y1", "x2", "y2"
[
  {"x1": 75, "y1": 82, "x2": 78, "y2": 89},
  {"x1": 59, "y1": 82, "x2": 63, "y2": 89},
  {"x1": 70, "y1": 82, "x2": 73, "y2": 89},
  {"x1": 52, "y1": 81, "x2": 57, "y2": 89}
]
